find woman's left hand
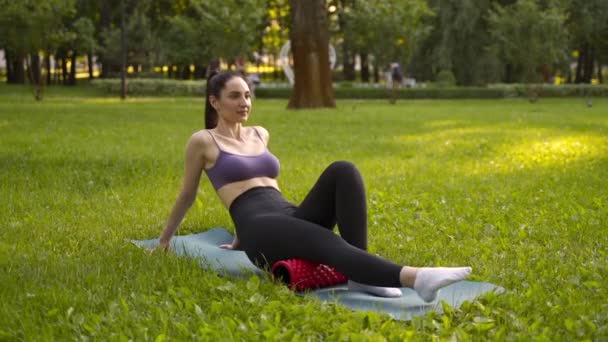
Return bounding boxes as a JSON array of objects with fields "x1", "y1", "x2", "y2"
[{"x1": 219, "y1": 237, "x2": 240, "y2": 250}]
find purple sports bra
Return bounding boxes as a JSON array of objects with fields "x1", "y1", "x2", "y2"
[{"x1": 204, "y1": 128, "x2": 280, "y2": 190}]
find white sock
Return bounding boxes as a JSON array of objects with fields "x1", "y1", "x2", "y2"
[
  {"x1": 348, "y1": 280, "x2": 403, "y2": 298},
  {"x1": 413, "y1": 267, "x2": 472, "y2": 302}
]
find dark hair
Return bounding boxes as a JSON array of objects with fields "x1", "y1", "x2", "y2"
[{"x1": 204, "y1": 71, "x2": 246, "y2": 129}]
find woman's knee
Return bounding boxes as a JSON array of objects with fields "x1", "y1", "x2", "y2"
[
  {"x1": 327, "y1": 160, "x2": 360, "y2": 177},
  {"x1": 327, "y1": 161, "x2": 364, "y2": 188}
]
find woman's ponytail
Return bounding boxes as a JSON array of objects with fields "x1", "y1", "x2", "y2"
[{"x1": 205, "y1": 71, "x2": 220, "y2": 129}]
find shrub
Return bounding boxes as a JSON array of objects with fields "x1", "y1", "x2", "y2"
[
  {"x1": 435, "y1": 70, "x2": 457, "y2": 87},
  {"x1": 91, "y1": 78, "x2": 608, "y2": 99},
  {"x1": 253, "y1": 87, "x2": 292, "y2": 99},
  {"x1": 91, "y1": 78, "x2": 205, "y2": 97}
]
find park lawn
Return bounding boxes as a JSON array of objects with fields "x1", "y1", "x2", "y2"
[{"x1": 0, "y1": 86, "x2": 606, "y2": 341}]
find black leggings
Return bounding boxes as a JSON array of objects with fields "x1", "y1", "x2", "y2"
[{"x1": 229, "y1": 161, "x2": 403, "y2": 287}]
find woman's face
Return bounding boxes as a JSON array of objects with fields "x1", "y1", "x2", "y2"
[{"x1": 211, "y1": 77, "x2": 251, "y2": 125}]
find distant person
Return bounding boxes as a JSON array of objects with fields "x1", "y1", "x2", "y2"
[
  {"x1": 390, "y1": 62, "x2": 403, "y2": 104},
  {"x1": 385, "y1": 64, "x2": 393, "y2": 88},
  {"x1": 153, "y1": 71, "x2": 472, "y2": 300},
  {"x1": 248, "y1": 73, "x2": 261, "y2": 98}
]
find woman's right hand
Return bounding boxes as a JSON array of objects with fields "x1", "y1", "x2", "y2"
[{"x1": 146, "y1": 239, "x2": 170, "y2": 254}]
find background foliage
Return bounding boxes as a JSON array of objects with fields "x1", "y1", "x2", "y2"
[{"x1": 1, "y1": 0, "x2": 607, "y2": 87}]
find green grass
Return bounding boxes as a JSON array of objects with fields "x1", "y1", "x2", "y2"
[{"x1": 1, "y1": 85, "x2": 607, "y2": 340}]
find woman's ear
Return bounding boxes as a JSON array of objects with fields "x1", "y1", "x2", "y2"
[{"x1": 209, "y1": 95, "x2": 219, "y2": 110}]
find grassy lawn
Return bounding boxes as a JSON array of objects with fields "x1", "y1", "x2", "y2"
[{"x1": 1, "y1": 86, "x2": 606, "y2": 340}]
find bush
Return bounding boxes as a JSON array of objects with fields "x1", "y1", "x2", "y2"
[
  {"x1": 91, "y1": 78, "x2": 608, "y2": 99},
  {"x1": 91, "y1": 78, "x2": 205, "y2": 97},
  {"x1": 253, "y1": 87, "x2": 292, "y2": 98},
  {"x1": 435, "y1": 70, "x2": 457, "y2": 87},
  {"x1": 488, "y1": 83, "x2": 608, "y2": 98}
]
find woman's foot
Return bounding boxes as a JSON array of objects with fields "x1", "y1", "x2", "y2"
[
  {"x1": 348, "y1": 280, "x2": 403, "y2": 298},
  {"x1": 402, "y1": 266, "x2": 472, "y2": 302}
]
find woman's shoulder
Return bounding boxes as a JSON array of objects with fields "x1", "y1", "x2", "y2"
[
  {"x1": 187, "y1": 129, "x2": 216, "y2": 150},
  {"x1": 250, "y1": 125, "x2": 270, "y2": 143}
]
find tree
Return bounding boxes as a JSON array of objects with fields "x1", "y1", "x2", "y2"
[
  {"x1": 329, "y1": 0, "x2": 356, "y2": 81},
  {"x1": 287, "y1": 0, "x2": 335, "y2": 109},
  {"x1": 71, "y1": 17, "x2": 97, "y2": 81},
  {"x1": 97, "y1": 0, "x2": 156, "y2": 79},
  {"x1": 342, "y1": 0, "x2": 432, "y2": 83},
  {"x1": 0, "y1": 0, "x2": 75, "y2": 98},
  {"x1": 408, "y1": 0, "x2": 516, "y2": 85},
  {"x1": 161, "y1": 15, "x2": 209, "y2": 79},
  {"x1": 260, "y1": 0, "x2": 291, "y2": 81},
  {"x1": 0, "y1": 1, "x2": 29, "y2": 84},
  {"x1": 156, "y1": 0, "x2": 265, "y2": 79},
  {"x1": 56, "y1": 16, "x2": 98, "y2": 85},
  {"x1": 565, "y1": 0, "x2": 608, "y2": 83},
  {"x1": 97, "y1": 0, "x2": 122, "y2": 77},
  {"x1": 489, "y1": 0, "x2": 568, "y2": 99}
]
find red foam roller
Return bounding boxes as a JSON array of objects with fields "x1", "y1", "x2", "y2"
[{"x1": 272, "y1": 259, "x2": 348, "y2": 291}]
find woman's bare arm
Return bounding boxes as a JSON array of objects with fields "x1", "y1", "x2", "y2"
[{"x1": 156, "y1": 132, "x2": 208, "y2": 250}]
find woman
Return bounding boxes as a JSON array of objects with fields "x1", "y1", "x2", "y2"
[{"x1": 156, "y1": 71, "x2": 471, "y2": 300}]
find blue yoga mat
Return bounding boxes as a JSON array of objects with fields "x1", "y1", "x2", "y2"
[{"x1": 132, "y1": 228, "x2": 503, "y2": 321}]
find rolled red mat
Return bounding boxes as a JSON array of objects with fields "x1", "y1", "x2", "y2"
[{"x1": 271, "y1": 258, "x2": 348, "y2": 291}]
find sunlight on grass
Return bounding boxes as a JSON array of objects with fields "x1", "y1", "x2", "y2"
[
  {"x1": 390, "y1": 122, "x2": 607, "y2": 177},
  {"x1": 394, "y1": 126, "x2": 495, "y2": 145},
  {"x1": 423, "y1": 119, "x2": 467, "y2": 128},
  {"x1": 464, "y1": 134, "x2": 607, "y2": 174},
  {"x1": 389, "y1": 125, "x2": 496, "y2": 159},
  {"x1": 81, "y1": 98, "x2": 124, "y2": 104},
  {"x1": 506, "y1": 135, "x2": 606, "y2": 166}
]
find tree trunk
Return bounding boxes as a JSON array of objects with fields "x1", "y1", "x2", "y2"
[
  {"x1": 120, "y1": 0, "x2": 127, "y2": 100},
  {"x1": 11, "y1": 53, "x2": 26, "y2": 84},
  {"x1": 45, "y1": 54, "x2": 52, "y2": 85},
  {"x1": 584, "y1": 47, "x2": 595, "y2": 84},
  {"x1": 598, "y1": 62, "x2": 603, "y2": 84},
  {"x1": 30, "y1": 52, "x2": 41, "y2": 85},
  {"x1": 338, "y1": 0, "x2": 357, "y2": 81},
  {"x1": 54, "y1": 56, "x2": 61, "y2": 84},
  {"x1": 181, "y1": 65, "x2": 191, "y2": 80},
  {"x1": 504, "y1": 63, "x2": 514, "y2": 83},
  {"x1": 195, "y1": 64, "x2": 206, "y2": 79},
  {"x1": 87, "y1": 53, "x2": 94, "y2": 80},
  {"x1": 25, "y1": 54, "x2": 44, "y2": 101},
  {"x1": 99, "y1": 0, "x2": 115, "y2": 78},
  {"x1": 69, "y1": 50, "x2": 77, "y2": 85},
  {"x1": 5, "y1": 50, "x2": 14, "y2": 83},
  {"x1": 575, "y1": 45, "x2": 586, "y2": 83},
  {"x1": 287, "y1": 0, "x2": 335, "y2": 109},
  {"x1": 372, "y1": 63, "x2": 379, "y2": 83},
  {"x1": 61, "y1": 56, "x2": 68, "y2": 85},
  {"x1": 360, "y1": 52, "x2": 370, "y2": 82},
  {"x1": 342, "y1": 44, "x2": 355, "y2": 81}
]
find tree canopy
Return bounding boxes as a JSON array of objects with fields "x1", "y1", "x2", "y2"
[{"x1": 0, "y1": 0, "x2": 606, "y2": 89}]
